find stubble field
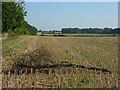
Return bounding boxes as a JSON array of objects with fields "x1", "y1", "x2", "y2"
[{"x1": 2, "y1": 35, "x2": 119, "y2": 88}]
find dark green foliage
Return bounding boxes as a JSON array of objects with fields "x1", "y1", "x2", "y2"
[
  {"x1": 2, "y1": 1, "x2": 25, "y2": 32},
  {"x1": 14, "y1": 21, "x2": 37, "y2": 35},
  {"x1": 2, "y1": 1, "x2": 37, "y2": 35},
  {"x1": 61, "y1": 28, "x2": 120, "y2": 34}
]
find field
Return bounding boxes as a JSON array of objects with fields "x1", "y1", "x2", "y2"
[
  {"x1": 39, "y1": 33, "x2": 118, "y2": 37},
  {"x1": 2, "y1": 35, "x2": 119, "y2": 88}
]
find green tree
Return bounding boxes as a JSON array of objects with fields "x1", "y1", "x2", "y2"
[
  {"x1": 2, "y1": 1, "x2": 37, "y2": 35},
  {"x1": 2, "y1": 1, "x2": 26, "y2": 32}
]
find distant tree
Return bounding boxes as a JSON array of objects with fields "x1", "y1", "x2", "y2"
[
  {"x1": 38, "y1": 30, "x2": 42, "y2": 32},
  {"x1": 61, "y1": 27, "x2": 119, "y2": 34},
  {"x1": 113, "y1": 28, "x2": 120, "y2": 34}
]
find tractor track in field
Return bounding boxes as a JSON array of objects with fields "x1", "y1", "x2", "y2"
[{"x1": 1, "y1": 62, "x2": 112, "y2": 75}]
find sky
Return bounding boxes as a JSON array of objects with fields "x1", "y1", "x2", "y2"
[{"x1": 24, "y1": 2, "x2": 118, "y2": 31}]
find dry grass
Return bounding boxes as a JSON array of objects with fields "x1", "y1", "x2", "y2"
[{"x1": 2, "y1": 36, "x2": 119, "y2": 88}]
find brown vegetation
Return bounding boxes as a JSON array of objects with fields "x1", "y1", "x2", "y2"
[{"x1": 2, "y1": 36, "x2": 118, "y2": 88}]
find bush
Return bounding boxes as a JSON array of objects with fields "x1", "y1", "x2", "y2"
[{"x1": 8, "y1": 29, "x2": 16, "y2": 37}]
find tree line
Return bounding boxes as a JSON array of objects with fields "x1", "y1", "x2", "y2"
[
  {"x1": 61, "y1": 28, "x2": 120, "y2": 34},
  {"x1": 2, "y1": 1, "x2": 37, "y2": 36}
]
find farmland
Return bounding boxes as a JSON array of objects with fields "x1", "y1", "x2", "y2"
[
  {"x1": 39, "y1": 33, "x2": 118, "y2": 37},
  {"x1": 2, "y1": 35, "x2": 119, "y2": 88}
]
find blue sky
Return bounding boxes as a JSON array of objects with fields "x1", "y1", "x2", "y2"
[{"x1": 24, "y1": 2, "x2": 118, "y2": 31}]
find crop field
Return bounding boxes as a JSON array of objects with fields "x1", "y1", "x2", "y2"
[
  {"x1": 2, "y1": 35, "x2": 119, "y2": 88},
  {"x1": 39, "y1": 33, "x2": 119, "y2": 37}
]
